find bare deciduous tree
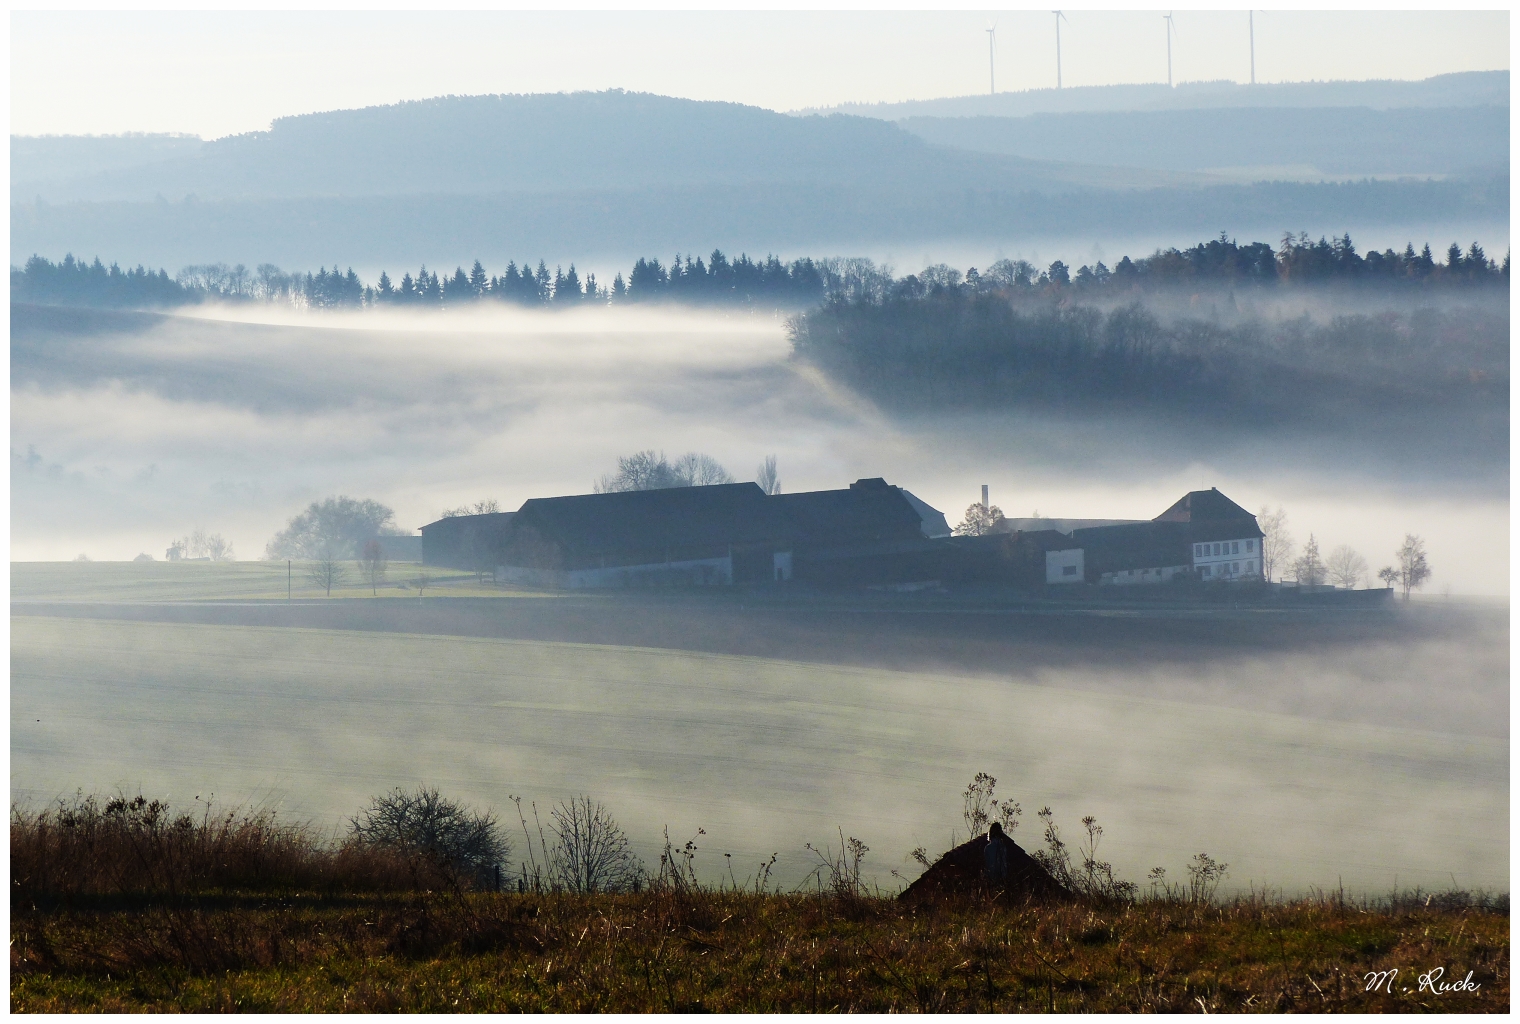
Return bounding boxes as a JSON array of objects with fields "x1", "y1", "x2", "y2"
[
  {"x1": 549, "y1": 796, "x2": 642, "y2": 893},
  {"x1": 594, "y1": 450, "x2": 734, "y2": 492},
  {"x1": 755, "y1": 455, "x2": 782, "y2": 495},
  {"x1": 1257, "y1": 506, "x2": 1293, "y2": 582},
  {"x1": 359, "y1": 539, "x2": 388, "y2": 596},
  {"x1": 1325, "y1": 545, "x2": 1368, "y2": 589},
  {"x1": 350, "y1": 786, "x2": 508, "y2": 886},
  {"x1": 953, "y1": 502, "x2": 1005, "y2": 536},
  {"x1": 1393, "y1": 534, "x2": 1432, "y2": 601},
  {"x1": 441, "y1": 499, "x2": 500, "y2": 518},
  {"x1": 308, "y1": 557, "x2": 346, "y2": 596},
  {"x1": 266, "y1": 496, "x2": 397, "y2": 560},
  {"x1": 410, "y1": 569, "x2": 432, "y2": 598}
]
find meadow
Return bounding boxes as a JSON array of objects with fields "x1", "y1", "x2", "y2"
[
  {"x1": 13, "y1": 608, "x2": 1506, "y2": 896},
  {"x1": 9, "y1": 559, "x2": 521, "y2": 603},
  {"x1": 11, "y1": 786, "x2": 1507, "y2": 1013},
  {"x1": 14, "y1": 889, "x2": 1508, "y2": 1012}
]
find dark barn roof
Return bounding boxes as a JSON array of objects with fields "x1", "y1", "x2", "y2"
[
  {"x1": 1154, "y1": 487, "x2": 1257, "y2": 524},
  {"x1": 513, "y1": 482, "x2": 784, "y2": 560},
  {"x1": 495, "y1": 477, "x2": 934, "y2": 573},
  {"x1": 1016, "y1": 529, "x2": 1082, "y2": 552},
  {"x1": 769, "y1": 478, "x2": 928, "y2": 548},
  {"x1": 419, "y1": 511, "x2": 516, "y2": 569}
]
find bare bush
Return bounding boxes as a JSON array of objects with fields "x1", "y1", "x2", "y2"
[
  {"x1": 349, "y1": 787, "x2": 508, "y2": 888},
  {"x1": 307, "y1": 557, "x2": 346, "y2": 596},
  {"x1": 548, "y1": 796, "x2": 643, "y2": 893},
  {"x1": 12, "y1": 792, "x2": 432, "y2": 897}
]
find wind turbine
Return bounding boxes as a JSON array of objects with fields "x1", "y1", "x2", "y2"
[
  {"x1": 1248, "y1": 11, "x2": 1256, "y2": 85},
  {"x1": 1053, "y1": 11, "x2": 1068, "y2": 89},
  {"x1": 1163, "y1": 11, "x2": 1176, "y2": 88},
  {"x1": 986, "y1": 21, "x2": 998, "y2": 95}
]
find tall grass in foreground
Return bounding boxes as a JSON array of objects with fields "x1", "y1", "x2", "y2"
[
  {"x1": 12, "y1": 793, "x2": 455, "y2": 900},
  {"x1": 11, "y1": 791, "x2": 1509, "y2": 1011},
  {"x1": 14, "y1": 887, "x2": 1508, "y2": 1011}
]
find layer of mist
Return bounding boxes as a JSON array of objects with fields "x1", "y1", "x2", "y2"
[
  {"x1": 11, "y1": 296, "x2": 1507, "y2": 593},
  {"x1": 13, "y1": 177, "x2": 1506, "y2": 274},
  {"x1": 12, "y1": 613, "x2": 1507, "y2": 894}
]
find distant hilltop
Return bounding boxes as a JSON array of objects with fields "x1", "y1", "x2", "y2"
[{"x1": 801, "y1": 70, "x2": 1509, "y2": 120}]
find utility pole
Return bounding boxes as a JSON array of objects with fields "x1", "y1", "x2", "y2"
[{"x1": 287, "y1": 559, "x2": 291, "y2": 600}]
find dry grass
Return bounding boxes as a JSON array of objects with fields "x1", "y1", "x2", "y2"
[
  {"x1": 13, "y1": 889, "x2": 1508, "y2": 1012},
  {"x1": 12, "y1": 794, "x2": 456, "y2": 900},
  {"x1": 12, "y1": 796, "x2": 1508, "y2": 1012}
]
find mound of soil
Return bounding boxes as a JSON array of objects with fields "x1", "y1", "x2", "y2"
[{"x1": 900, "y1": 834, "x2": 1070, "y2": 903}]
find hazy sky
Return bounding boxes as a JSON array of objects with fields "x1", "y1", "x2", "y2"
[{"x1": 11, "y1": 10, "x2": 1510, "y2": 139}]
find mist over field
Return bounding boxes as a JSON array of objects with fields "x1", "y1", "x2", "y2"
[
  {"x1": 10, "y1": 605, "x2": 1508, "y2": 893},
  {"x1": 10, "y1": 293, "x2": 1507, "y2": 594}
]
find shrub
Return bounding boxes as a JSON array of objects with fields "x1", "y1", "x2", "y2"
[{"x1": 350, "y1": 787, "x2": 508, "y2": 888}]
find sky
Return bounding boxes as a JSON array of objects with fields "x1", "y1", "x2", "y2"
[{"x1": 11, "y1": 9, "x2": 1511, "y2": 139}]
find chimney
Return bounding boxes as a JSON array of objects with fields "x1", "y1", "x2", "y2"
[{"x1": 981, "y1": 484, "x2": 989, "y2": 509}]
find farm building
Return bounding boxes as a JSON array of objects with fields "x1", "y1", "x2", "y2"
[
  {"x1": 1073, "y1": 488, "x2": 1264, "y2": 584},
  {"x1": 418, "y1": 480, "x2": 1265, "y2": 590},
  {"x1": 422, "y1": 478, "x2": 951, "y2": 588},
  {"x1": 419, "y1": 512, "x2": 515, "y2": 570}
]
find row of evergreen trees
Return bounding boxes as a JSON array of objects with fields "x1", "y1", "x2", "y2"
[
  {"x1": 882, "y1": 234, "x2": 1507, "y2": 303},
  {"x1": 11, "y1": 234, "x2": 1507, "y2": 311}
]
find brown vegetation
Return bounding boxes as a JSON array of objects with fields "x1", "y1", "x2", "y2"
[
  {"x1": 14, "y1": 887, "x2": 1508, "y2": 1012},
  {"x1": 11, "y1": 792, "x2": 1508, "y2": 1012}
]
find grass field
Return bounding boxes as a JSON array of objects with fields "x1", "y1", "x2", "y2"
[
  {"x1": 9, "y1": 560, "x2": 549, "y2": 603},
  {"x1": 13, "y1": 614, "x2": 1507, "y2": 896},
  {"x1": 13, "y1": 889, "x2": 1507, "y2": 1012}
]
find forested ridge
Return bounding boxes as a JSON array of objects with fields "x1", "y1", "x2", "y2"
[
  {"x1": 11, "y1": 232, "x2": 1508, "y2": 312},
  {"x1": 788, "y1": 288, "x2": 1509, "y2": 422}
]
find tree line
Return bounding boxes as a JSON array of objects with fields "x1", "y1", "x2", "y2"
[
  {"x1": 11, "y1": 232, "x2": 1507, "y2": 311},
  {"x1": 788, "y1": 291, "x2": 1507, "y2": 421}
]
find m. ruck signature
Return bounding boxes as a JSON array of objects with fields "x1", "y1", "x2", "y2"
[{"x1": 1364, "y1": 967, "x2": 1481, "y2": 995}]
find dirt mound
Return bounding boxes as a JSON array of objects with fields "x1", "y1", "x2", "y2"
[{"x1": 900, "y1": 834, "x2": 1070, "y2": 903}]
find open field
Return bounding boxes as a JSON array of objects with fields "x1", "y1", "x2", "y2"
[
  {"x1": 9, "y1": 559, "x2": 535, "y2": 603},
  {"x1": 13, "y1": 613, "x2": 1507, "y2": 895},
  {"x1": 12, "y1": 889, "x2": 1507, "y2": 1012}
]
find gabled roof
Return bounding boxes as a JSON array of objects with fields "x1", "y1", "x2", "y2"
[
  {"x1": 420, "y1": 511, "x2": 515, "y2": 535},
  {"x1": 1154, "y1": 488, "x2": 1256, "y2": 523},
  {"x1": 898, "y1": 488, "x2": 952, "y2": 538},
  {"x1": 515, "y1": 482, "x2": 783, "y2": 557},
  {"x1": 769, "y1": 479, "x2": 928, "y2": 547}
]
